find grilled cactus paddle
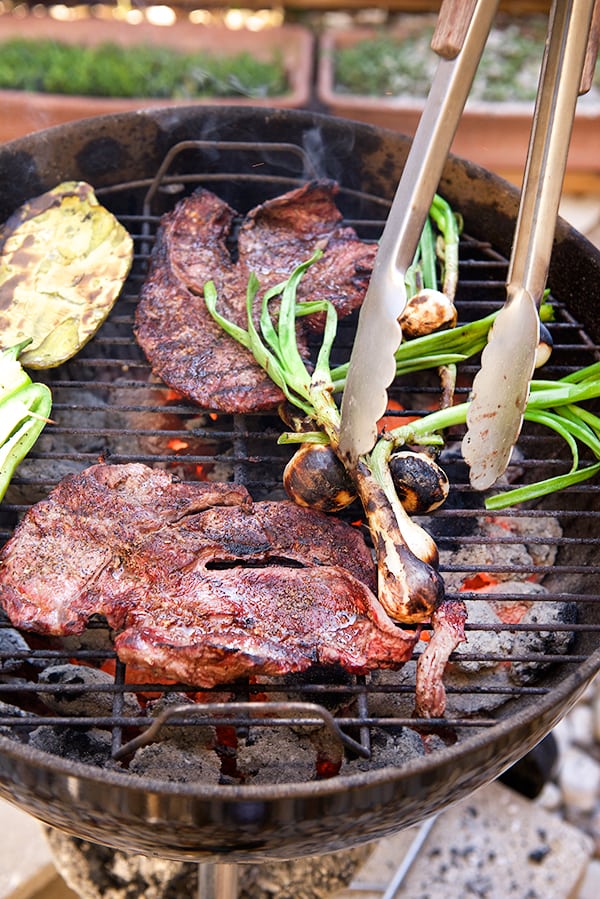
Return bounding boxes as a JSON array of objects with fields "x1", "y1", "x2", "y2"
[{"x1": 0, "y1": 181, "x2": 133, "y2": 368}]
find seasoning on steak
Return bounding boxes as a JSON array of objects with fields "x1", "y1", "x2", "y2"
[
  {"x1": 134, "y1": 182, "x2": 376, "y2": 413},
  {"x1": 0, "y1": 463, "x2": 418, "y2": 686}
]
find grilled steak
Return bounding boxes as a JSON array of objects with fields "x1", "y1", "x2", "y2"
[
  {"x1": 114, "y1": 566, "x2": 414, "y2": 685},
  {"x1": 134, "y1": 182, "x2": 376, "y2": 413},
  {"x1": 0, "y1": 463, "x2": 418, "y2": 686}
]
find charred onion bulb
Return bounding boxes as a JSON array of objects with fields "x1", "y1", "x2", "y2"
[
  {"x1": 283, "y1": 443, "x2": 357, "y2": 513},
  {"x1": 351, "y1": 461, "x2": 445, "y2": 623},
  {"x1": 398, "y1": 288, "x2": 458, "y2": 339},
  {"x1": 389, "y1": 451, "x2": 449, "y2": 514},
  {"x1": 535, "y1": 322, "x2": 553, "y2": 369}
]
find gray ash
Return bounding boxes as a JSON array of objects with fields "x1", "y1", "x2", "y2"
[
  {"x1": 343, "y1": 726, "x2": 426, "y2": 773},
  {"x1": 29, "y1": 725, "x2": 114, "y2": 766},
  {"x1": 142, "y1": 693, "x2": 218, "y2": 750},
  {"x1": 0, "y1": 700, "x2": 34, "y2": 743},
  {"x1": 37, "y1": 664, "x2": 141, "y2": 718},
  {"x1": 129, "y1": 741, "x2": 222, "y2": 784},
  {"x1": 236, "y1": 727, "x2": 318, "y2": 784},
  {"x1": 0, "y1": 626, "x2": 31, "y2": 674},
  {"x1": 511, "y1": 600, "x2": 577, "y2": 684}
]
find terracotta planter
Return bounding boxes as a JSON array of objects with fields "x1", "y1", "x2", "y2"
[
  {"x1": 317, "y1": 27, "x2": 600, "y2": 181},
  {"x1": 0, "y1": 15, "x2": 313, "y2": 143}
]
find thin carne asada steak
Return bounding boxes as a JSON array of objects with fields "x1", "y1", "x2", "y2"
[
  {"x1": 0, "y1": 463, "x2": 419, "y2": 686},
  {"x1": 134, "y1": 181, "x2": 376, "y2": 413}
]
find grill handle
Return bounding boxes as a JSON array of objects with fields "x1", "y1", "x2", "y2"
[{"x1": 112, "y1": 700, "x2": 371, "y2": 762}]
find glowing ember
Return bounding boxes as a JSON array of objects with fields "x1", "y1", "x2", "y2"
[
  {"x1": 164, "y1": 388, "x2": 185, "y2": 403},
  {"x1": 460, "y1": 572, "x2": 500, "y2": 592},
  {"x1": 167, "y1": 438, "x2": 189, "y2": 452}
]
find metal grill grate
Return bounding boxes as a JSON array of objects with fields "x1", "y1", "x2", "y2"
[{"x1": 1, "y1": 139, "x2": 599, "y2": 776}]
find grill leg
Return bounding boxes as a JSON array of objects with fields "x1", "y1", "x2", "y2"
[{"x1": 198, "y1": 862, "x2": 239, "y2": 898}]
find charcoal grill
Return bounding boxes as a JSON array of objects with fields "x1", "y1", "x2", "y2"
[{"x1": 0, "y1": 106, "x2": 600, "y2": 863}]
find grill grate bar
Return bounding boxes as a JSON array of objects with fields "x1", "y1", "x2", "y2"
[
  {"x1": 442, "y1": 564, "x2": 599, "y2": 575},
  {"x1": 0, "y1": 714, "x2": 502, "y2": 731},
  {"x1": 0, "y1": 681, "x2": 558, "y2": 699},
  {"x1": 0, "y1": 642, "x2": 590, "y2": 669}
]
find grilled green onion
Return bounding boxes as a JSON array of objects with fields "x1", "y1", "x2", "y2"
[{"x1": 0, "y1": 340, "x2": 52, "y2": 502}]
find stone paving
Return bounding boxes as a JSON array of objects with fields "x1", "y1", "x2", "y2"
[{"x1": 542, "y1": 674, "x2": 600, "y2": 899}]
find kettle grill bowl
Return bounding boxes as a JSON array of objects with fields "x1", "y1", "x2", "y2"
[{"x1": 0, "y1": 106, "x2": 599, "y2": 861}]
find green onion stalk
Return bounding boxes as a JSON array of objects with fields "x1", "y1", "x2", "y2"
[
  {"x1": 384, "y1": 360, "x2": 600, "y2": 511},
  {"x1": 0, "y1": 339, "x2": 53, "y2": 503}
]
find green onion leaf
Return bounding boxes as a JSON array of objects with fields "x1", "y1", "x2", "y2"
[{"x1": 485, "y1": 462, "x2": 600, "y2": 510}]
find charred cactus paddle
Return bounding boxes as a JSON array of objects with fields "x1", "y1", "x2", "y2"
[{"x1": 0, "y1": 181, "x2": 133, "y2": 369}]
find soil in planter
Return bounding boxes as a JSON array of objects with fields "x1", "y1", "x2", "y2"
[{"x1": 0, "y1": 38, "x2": 288, "y2": 99}]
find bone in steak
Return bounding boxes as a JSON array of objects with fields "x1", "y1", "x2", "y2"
[
  {"x1": 134, "y1": 182, "x2": 376, "y2": 413},
  {"x1": 0, "y1": 463, "x2": 419, "y2": 686}
]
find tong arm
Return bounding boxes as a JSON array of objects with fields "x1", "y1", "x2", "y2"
[
  {"x1": 508, "y1": 0, "x2": 596, "y2": 305},
  {"x1": 387, "y1": 0, "x2": 497, "y2": 280},
  {"x1": 432, "y1": 0, "x2": 480, "y2": 58},
  {"x1": 463, "y1": 0, "x2": 597, "y2": 490},
  {"x1": 580, "y1": 0, "x2": 600, "y2": 92},
  {"x1": 339, "y1": 0, "x2": 498, "y2": 463}
]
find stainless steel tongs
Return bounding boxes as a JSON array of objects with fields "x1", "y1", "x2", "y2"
[
  {"x1": 339, "y1": 0, "x2": 499, "y2": 464},
  {"x1": 462, "y1": 0, "x2": 600, "y2": 490}
]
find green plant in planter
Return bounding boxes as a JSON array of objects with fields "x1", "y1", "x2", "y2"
[
  {"x1": 334, "y1": 28, "x2": 436, "y2": 98},
  {"x1": 0, "y1": 38, "x2": 288, "y2": 99},
  {"x1": 333, "y1": 16, "x2": 600, "y2": 103}
]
